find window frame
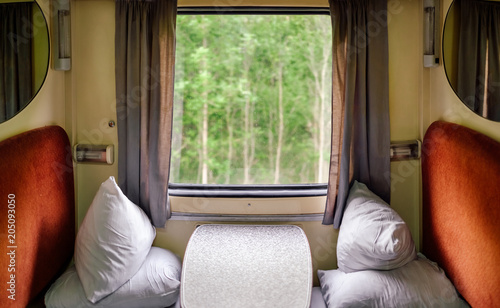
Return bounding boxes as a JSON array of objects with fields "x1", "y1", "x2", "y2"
[
  {"x1": 177, "y1": 6, "x2": 331, "y2": 16},
  {"x1": 171, "y1": 7, "x2": 331, "y2": 198},
  {"x1": 168, "y1": 183, "x2": 328, "y2": 198}
]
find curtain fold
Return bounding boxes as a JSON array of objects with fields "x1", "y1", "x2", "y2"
[
  {"x1": 0, "y1": 3, "x2": 33, "y2": 122},
  {"x1": 457, "y1": 0, "x2": 500, "y2": 120},
  {"x1": 324, "y1": 0, "x2": 391, "y2": 228},
  {"x1": 115, "y1": 0, "x2": 177, "y2": 227}
]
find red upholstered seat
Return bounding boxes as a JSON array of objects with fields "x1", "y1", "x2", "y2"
[
  {"x1": 0, "y1": 126, "x2": 75, "y2": 307},
  {"x1": 422, "y1": 121, "x2": 500, "y2": 308}
]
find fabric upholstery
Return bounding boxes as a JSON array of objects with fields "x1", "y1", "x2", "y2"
[
  {"x1": 422, "y1": 121, "x2": 500, "y2": 308},
  {"x1": 324, "y1": 0, "x2": 391, "y2": 228},
  {"x1": 45, "y1": 247, "x2": 181, "y2": 308},
  {"x1": 318, "y1": 254, "x2": 467, "y2": 308},
  {"x1": 75, "y1": 176, "x2": 156, "y2": 303},
  {"x1": 0, "y1": 126, "x2": 75, "y2": 307},
  {"x1": 337, "y1": 181, "x2": 416, "y2": 273},
  {"x1": 115, "y1": 0, "x2": 177, "y2": 227}
]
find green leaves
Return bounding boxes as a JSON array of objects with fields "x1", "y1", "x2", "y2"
[{"x1": 172, "y1": 14, "x2": 332, "y2": 185}]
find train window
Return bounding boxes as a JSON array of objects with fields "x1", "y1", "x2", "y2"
[{"x1": 170, "y1": 8, "x2": 332, "y2": 193}]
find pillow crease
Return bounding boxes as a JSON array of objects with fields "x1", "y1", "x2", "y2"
[{"x1": 75, "y1": 176, "x2": 156, "y2": 303}]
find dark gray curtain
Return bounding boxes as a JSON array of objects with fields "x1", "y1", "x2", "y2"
[
  {"x1": 0, "y1": 2, "x2": 33, "y2": 122},
  {"x1": 457, "y1": 0, "x2": 500, "y2": 120},
  {"x1": 115, "y1": 0, "x2": 177, "y2": 227},
  {"x1": 324, "y1": 0, "x2": 391, "y2": 228}
]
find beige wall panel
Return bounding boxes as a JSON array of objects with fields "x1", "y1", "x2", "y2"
[
  {"x1": 71, "y1": 0, "x2": 424, "y2": 273},
  {"x1": 387, "y1": 0, "x2": 423, "y2": 250},
  {"x1": 72, "y1": 0, "x2": 118, "y2": 227},
  {"x1": 172, "y1": 196, "x2": 326, "y2": 215},
  {"x1": 390, "y1": 160, "x2": 421, "y2": 248},
  {"x1": 388, "y1": 0, "x2": 421, "y2": 141}
]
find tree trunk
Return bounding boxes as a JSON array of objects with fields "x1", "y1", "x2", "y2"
[
  {"x1": 274, "y1": 61, "x2": 284, "y2": 184},
  {"x1": 242, "y1": 38, "x2": 253, "y2": 184},
  {"x1": 318, "y1": 22, "x2": 331, "y2": 183},
  {"x1": 307, "y1": 20, "x2": 331, "y2": 183},
  {"x1": 200, "y1": 19, "x2": 209, "y2": 184},
  {"x1": 268, "y1": 103, "x2": 275, "y2": 173},
  {"x1": 202, "y1": 97, "x2": 209, "y2": 184},
  {"x1": 225, "y1": 104, "x2": 234, "y2": 184},
  {"x1": 244, "y1": 93, "x2": 251, "y2": 184}
]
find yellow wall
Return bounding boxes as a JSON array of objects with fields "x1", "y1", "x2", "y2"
[
  {"x1": 387, "y1": 0, "x2": 423, "y2": 250},
  {"x1": 6, "y1": 0, "x2": 500, "y2": 281},
  {"x1": 32, "y1": 1, "x2": 49, "y2": 94},
  {"x1": 69, "y1": 2, "x2": 340, "y2": 281},
  {"x1": 68, "y1": 0, "x2": 424, "y2": 280},
  {"x1": 442, "y1": 1, "x2": 459, "y2": 89},
  {"x1": 71, "y1": 0, "x2": 117, "y2": 226}
]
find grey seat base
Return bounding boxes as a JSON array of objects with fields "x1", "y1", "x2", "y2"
[{"x1": 310, "y1": 287, "x2": 327, "y2": 308}]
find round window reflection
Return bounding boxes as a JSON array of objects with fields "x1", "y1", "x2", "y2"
[
  {"x1": 443, "y1": 0, "x2": 500, "y2": 122},
  {"x1": 0, "y1": 1, "x2": 49, "y2": 123}
]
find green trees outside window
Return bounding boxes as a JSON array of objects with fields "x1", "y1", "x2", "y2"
[{"x1": 171, "y1": 14, "x2": 332, "y2": 185}]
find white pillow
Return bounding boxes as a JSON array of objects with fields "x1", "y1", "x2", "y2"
[
  {"x1": 337, "y1": 181, "x2": 416, "y2": 272},
  {"x1": 318, "y1": 254, "x2": 468, "y2": 308},
  {"x1": 75, "y1": 176, "x2": 156, "y2": 303},
  {"x1": 45, "y1": 247, "x2": 181, "y2": 308}
]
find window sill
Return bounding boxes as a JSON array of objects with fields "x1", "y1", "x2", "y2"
[
  {"x1": 168, "y1": 183, "x2": 328, "y2": 198},
  {"x1": 169, "y1": 212, "x2": 324, "y2": 222}
]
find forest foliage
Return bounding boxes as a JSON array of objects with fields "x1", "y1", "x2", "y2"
[{"x1": 171, "y1": 14, "x2": 332, "y2": 185}]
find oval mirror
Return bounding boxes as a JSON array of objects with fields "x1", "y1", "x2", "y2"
[
  {"x1": 0, "y1": 0, "x2": 49, "y2": 123},
  {"x1": 443, "y1": 0, "x2": 500, "y2": 122}
]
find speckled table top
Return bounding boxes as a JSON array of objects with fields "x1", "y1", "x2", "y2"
[{"x1": 180, "y1": 224, "x2": 312, "y2": 308}]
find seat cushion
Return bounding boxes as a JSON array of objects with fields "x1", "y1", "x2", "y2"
[
  {"x1": 310, "y1": 287, "x2": 327, "y2": 308},
  {"x1": 45, "y1": 247, "x2": 181, "y2": 308}
]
